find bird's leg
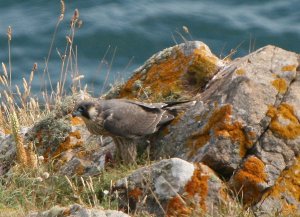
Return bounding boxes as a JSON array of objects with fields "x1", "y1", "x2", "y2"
[{"x1": 113, "y1": 137, "x2": 137, "y2": 164}]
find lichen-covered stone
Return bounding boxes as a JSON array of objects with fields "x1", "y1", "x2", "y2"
[
  {"x1": 152, "y1": 45, "x2": 298, "y2": 171},
  {"x1": 117, "y1": 41, "x2": 224, "y2": 101},
  {"x1": 147, "y1": 45, "x2": 299, "y2": 215},
  {"x1": 229, "y1": 155, "x2": 268, "y2": 205},
  {"x1": 23, "y1": 94, "x2": 116, "y2": 176},
  {"x1": 253, "y1": 156, "x2": 300, "y2": 216},
  {"x1": 114, "y1": 158, "x2": 227, "y2": 216}
]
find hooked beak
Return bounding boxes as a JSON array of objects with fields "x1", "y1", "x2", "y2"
[{"x1": 72, "y1": 111, "x2": 81, "y2": 117}]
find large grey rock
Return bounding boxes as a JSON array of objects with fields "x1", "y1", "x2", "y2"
[
  {"x1": 114, "y1": 158, "x2": 227, "y2": 216},
  {"x1": 153, "y1": 45, "x2": 299, "y2": 178},
  {"x1": 147, "y1": 45, "x2": 300, "y2": 213}
]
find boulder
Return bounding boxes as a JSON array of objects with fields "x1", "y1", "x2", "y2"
[
  {"x1": 114, "y1": 158, "x2": 228, "y2": 216},
  {"x1": 116, "y1": 41, "x2": 224, "y2": 101}
]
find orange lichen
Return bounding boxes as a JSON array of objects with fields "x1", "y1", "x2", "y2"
[
  {"x1": 162, "y1": 127, "x2": 170, "y2": 136},
  {"x1": 186, "y1": 47, "x2": 218, "y2": 87},
  {"x1": 4, "y1": 128, "x2": 10, "y2": 134},
  {"x1": 166, "y1": 164, "x2": 209, "y2": 216},
  {"x1": 267, "y1": 103, "x2": 300, "y2": 140},
  {"x1": 75, "y1": 150, "x2": 89, "y2": 159},
  {"x1": 119, "y1": 48, "x2": 192, "y2": 99},
  {"x1": 235, "y1": 68, "x2": 246, "y2": 75},
  {"x1": 71, "y1": 116, "x2": 84, "y2": 125},
  {"x1": 62, "y1": 208, "x2": 71, "y2": 216},
  {"x1": 166, "y1": 196, "x2": 192, "y2": 217},
  {"x1": 263, "y1": 156, "x2": 300, "y2": 215},
  {"x1": 185, "y1": 165, "x2": 209, "y2": 211},
  {"x1": 119, "y1": 45, "x2": 220, "y2": 100},
  {"x1": 128, "y1": 188, "x2": 143, "y2": 201},
  {"x1": 187, "y1": 105, "x2": 255, "y2": 157},
  {"x1": 281, "y1": 65, "x2": 297, "y2": 72},
  {"x1": 51, "y1": 130, "x2": 83, "y2": 158},
  {"x1": 232, "y1": 156, "x2": 267, "y2": 205},
  {"x1": 75, "y1": 162, "x2": 85, "y2": 175},
  {"x1": 272, "y1": 78, "x2": 287, "y2": 94}
]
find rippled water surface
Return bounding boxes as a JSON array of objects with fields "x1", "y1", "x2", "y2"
[{"x1": 0, "y1": 0, "x2": 299, "y2": 94}]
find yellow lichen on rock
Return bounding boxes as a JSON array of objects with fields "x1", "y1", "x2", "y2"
[
  {"x1": 128, "y1": 187, "x2": 143, "y2": 201},
  {"x1": 272, "y1": 78, "x2": 287, "y2": 94},
  {"x1": 119, "y1": 48, "x2": 192, "y2": 100},
  {"x1": 235, "y1": 68, "x2": 246, "y2": 76},
  {"x1": 166, "y1": 164, "x2": 209, "y2": 216},
  {"x1": 281, "y1": 65, "x2": 297, "y2": 72},
  {"x1": 119, "y1": 42, "x2": 222, "y2": 101},
  {"x1": 261, "y1": 156, "x2": 300, "y2": 215},
  {"x1": 232, "y1": 156, "x2": 267, "y2": 205},
  {"x1": 71, "y1": 116, "x2": 84, "y2": 126},
  {"x1": 185, "y1": 46, "x2": 219, "y2": 87},
  {"x1": 267, "y1": 103, "x2": 300, "y2": 140},
  {"x1": 51, "y1": 130, "x2": 83, "y2": 158},
  {"x1": 187, "y1": 105, "x2": 255, "y2": 158}
]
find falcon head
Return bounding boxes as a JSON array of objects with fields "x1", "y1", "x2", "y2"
[{"x1": 72, "y1": 101, "x2": 98, "y2": 120}]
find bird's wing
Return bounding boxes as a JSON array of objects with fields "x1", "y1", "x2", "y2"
[
  {"x1": 120, "y1": 99, "x2": 168, "y2": 109},
  {"x1": 102, "y1": 103, "x2": 167, "y2": 138}
]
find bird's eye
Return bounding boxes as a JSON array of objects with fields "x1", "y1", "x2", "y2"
[{"x1": 78, "y1": 106, "x2": 84, "y2": 112}]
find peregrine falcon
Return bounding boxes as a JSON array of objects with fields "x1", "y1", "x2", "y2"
[{"x1": 72, "y1": 99, "x2": 194, "y2": 163}]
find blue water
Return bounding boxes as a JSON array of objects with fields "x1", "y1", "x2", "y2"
[{"x1": 0, "y1": 0, "x2": 299, "y2": 95}]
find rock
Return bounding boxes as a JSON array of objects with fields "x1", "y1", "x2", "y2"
[
  {"x1": 0, "y1": 135, "x2": 16, "y2": 175},
  {"x1": 23, "y1": 94, "x2": 116, "y2": 176},
  {"x1": 117, "y1": 41, "x2": 224, "y2": 101},
  {"x1": 114, "y1": 158, "x2": 227, "y2": 216},
  {"x1": 0, "y1": 127, "x2": 29, "y2": 175},
  {"x1": 59, "y1": 137, "x2": 115, "y2": 176},
  {"x1": 153, "y1": 45, "x2": 299, "y2": 171},
  {"x1": 27, "y1": 204, "x2": 130, "y2": 217},
  {"x1": 146, "y1": 45, "x2": 299, "y2": 214},
  {"x1": 253, "y1": 156, "x2": 300, "y2": 216},
  {"x1": 229, "y1": 155, "x2": 269, "y2": 205}
]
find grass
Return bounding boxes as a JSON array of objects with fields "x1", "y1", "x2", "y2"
[{"x1": 0, "y1": 163, "x2": 137, "y2": 216}]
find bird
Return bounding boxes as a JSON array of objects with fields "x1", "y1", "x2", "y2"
[{"x1": 72, "y1": 98, "x2": 195, "y2": 164}]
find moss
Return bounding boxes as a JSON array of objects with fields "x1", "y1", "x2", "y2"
[
  {"x1": 166, "y1": 164, "x2": 209, "y2": 216},
  {"x1": 263, "y1": 156, "x2": 300, "y2": 215},
  {"x1": 232, "y1": 156, "x2": 267, "y2": 205},
  {"x1": 187, "y1": 105, "x2": 255, "y2": 158},
  {"x1": 235, "y1": 68, "x2": 246, "y2": 76},
  {"x1": 272, "y1": 78, "x2": 287, "y2": 94},
  {"x1": 281, "y1": 65, "x2": 297, "y2": 72},
  {"x1": 267, "y1": 103, "x2": 300, "y2": 140},
  {"x1": 27, "y1": 113, "x2": 72, "y2": 157}
]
